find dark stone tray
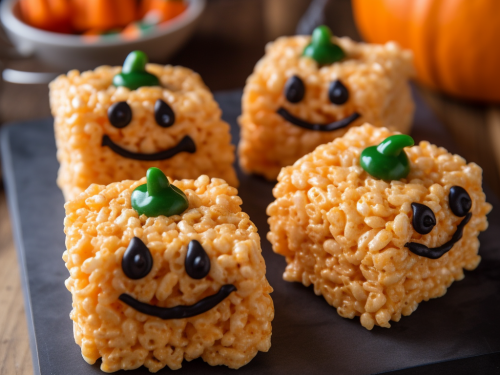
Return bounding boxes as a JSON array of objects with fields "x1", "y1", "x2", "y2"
[{"x1": 1, "y1": 90, "x2": 500, "y2": 375}]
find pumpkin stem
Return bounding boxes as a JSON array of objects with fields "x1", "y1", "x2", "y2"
[
  {"x1": 131, "y1": 168, "x2": 189, "y2": 218},
  {"x1": 360, "y1": 135, "x2": 414, "y2": 180},
  {"x1": 123, "y1": 50, "x2": 148, "y2": 74},
  {"x1": 113, "y1": 50, "x2": 160, "y2": 90},
  {"x1": 312, "y1": 25, "x2": 333, "y2": 46},
  {"x1": 146, "y1": 167, "x2": 170, "y2": 196},
  {"x1": 376, "y1": 134, "x2": 414, "y2": 156},
  {"x1": 303, "y1": 25, "x2": 346, "y2": 65}
]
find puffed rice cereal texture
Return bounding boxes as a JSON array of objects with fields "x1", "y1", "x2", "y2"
[
  {"x1": 267, "y1": 123, "x2": 491, "y2": 330},
  {"x1": 50, "y1": 64, "x2": 238, "y2": 201},
  {"x1": 239, "y1": 36, "x2": 414, "y2": 180},
  {"x1": 63, "y1": 175, "x2": 273, "y2": 372}
]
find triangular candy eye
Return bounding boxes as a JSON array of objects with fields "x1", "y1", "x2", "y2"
[
  {"x1": 449, "y1": 186, "x2": 472, "y2": 217},
  {"x1": 108, "y1": 101, "x2": 132, "y2": 128},
  {"x1": 411, "y1": 203, "x2": 436, "y2": 235},
  {"x1": 154, "y1": 99, "x2": 176, "y2": 128},
  {"x1": 122, "y1": 237, "x2": 153, "y2": 280},
  {"x1": 284, "y1": 76, "x2": 305, "y2": 103},
  {"x1": 185, "y1": 240, "x2": 211, "y2": 279},
  {"x1": 328, "y1": 80, "x2": 349, "y2": 105}
]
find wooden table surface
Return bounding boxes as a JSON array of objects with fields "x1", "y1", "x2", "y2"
[{"x1": 1, "y1": 1, "x2": 499, "y2": 374}]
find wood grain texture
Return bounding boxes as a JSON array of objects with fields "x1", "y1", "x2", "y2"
[
  {"x1": 0, "y1": 191, "x2": 33, "y2": 375},
  {"x1": 417, "y1": 86, "x2": 500, "y2": 196},
  {"x1": 487, "y1": 108, "x2": 500, "y2": 181}
]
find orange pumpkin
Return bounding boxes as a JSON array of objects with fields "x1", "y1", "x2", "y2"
[
  {"x1": 19, "y1": 0, "x2": 72, "y2": 33},
  {"x1": 71, "y1": 0, "x2": 137, "y2": 33},
  {"x1": 352, "y1": 0, "x2": 500, "y2": 102},
  {"x1": 140, "y1": 0, "x2": 187, "y2": 23},
  {"x1": 19, "y1": 0, "x2": 138, "y2": 34}
]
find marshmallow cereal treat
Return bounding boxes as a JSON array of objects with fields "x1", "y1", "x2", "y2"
[
  {"x1": 239, "y1": 25, "x2": 414, "y2": 180},
  {"x1": 267, "y1": 123, "x2": 491, "y2": 330},
  {"x1": 63, "y1": 168, "x2": 273, "y2": 372},
  {"x1": 51, "y1": 51, "x2": 238, "y2": 201}
]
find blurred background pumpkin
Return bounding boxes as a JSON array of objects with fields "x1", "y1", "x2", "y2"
[
  {"x1": 17, "y1": 0, "x2": 188, "y2": 35},
  {"x1": 352, "y1": 0, "x2": 500, "y2": 103},
  {"x1": 140, "y1": 0, "x2": 187, "y2": 23},
  {"x1": 71, "y1": 0, "x2": 137, "y2": 33},
  {"x1": 18, "y1": 0, "x2": 73, "y2": 33}
]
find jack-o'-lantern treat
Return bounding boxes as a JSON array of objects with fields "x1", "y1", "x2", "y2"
[
  {"x1": 50, "y1": 51, "x2": 237, "y2": 201},
  {"x1": 239, "y1": 25, "x2": 414, "y2": 180},
  {"x1": 267, "y1": 123, "x2": 491, "y2": 330},
  {"x1": 63, "y1": 168, "x2": 273, "y2": 372}
]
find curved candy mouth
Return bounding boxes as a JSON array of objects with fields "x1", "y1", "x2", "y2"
[
  {"x1": 102, "y1": 135, "x2": 196, "y2": 161},
  {"x1": 277, "y1": 107, "x2": 361, "y2": 132},
  {"x1": 405, "y1": 213, "x2": 472, "y2": 259},
  {"x1": 119, "y1": 284, "x2": 236, "y2": 319}
]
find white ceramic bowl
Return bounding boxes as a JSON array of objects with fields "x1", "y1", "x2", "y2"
[{"x1": 0, "y1": 0, "x2": 205, "y2": 72}]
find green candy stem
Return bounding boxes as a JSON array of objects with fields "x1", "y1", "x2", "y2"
[
  {"x1": 303, "y1": 25, "x2": 346, "y2": 65},
  {"x1": 146, "y1": 167, "x2": 170, "y2": 196},
  {"x1": 360, "y1": 135, "x2": 415, "y2": 181},
  {"x1": 113, "y1": 51, "x2": 160, "y2": 90},
  {"x1": 123, "y1": 50, "x2": 148, "y2": 74},
  {"x1": 131, "y1": 168, "x2": 188, "y2": 217}
]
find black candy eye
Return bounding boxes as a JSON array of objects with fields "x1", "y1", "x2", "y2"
[
  {"x1": 108, "y1": 101, "x2": 132, "y2": 128},
  {"x1": 185, "y1": 240, "x2": 210, "y2": 279},
  {"x1": 411, "y1": 203, "x2": 436, "y2": 235},
  {"x1": 154, "y1": 99, "x2": 176, "y2": 128},
  {"x1": 122, "y1": 237, "x2": 153, "y2": 280},
  {"x1": 328, "y1": 80, "x2": 349, "y2": 105},
  {"x1": 284, "y1": 75, "x2": 305, "y2": 103},
  {"x1": 449, "y1": 186, "x2": 472, "y2": 217}
]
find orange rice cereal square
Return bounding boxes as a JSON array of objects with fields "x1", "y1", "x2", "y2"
[
  {"x1": 239, "y1": 33, "x2": 414, "y2": 180},
  {"x1": 50, "y1": 63, "x2": 237, "y2": 201},
  {"x1": 64, "y1": 174, "x2": 273, "y2": 372},
  {"x1": 267, "y1": 123, "x2": 491, "y2": 330}
]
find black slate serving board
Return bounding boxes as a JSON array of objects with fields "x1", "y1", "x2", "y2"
[{"x1": 1, "y1": 90, "x2": 500, "y2": 375}]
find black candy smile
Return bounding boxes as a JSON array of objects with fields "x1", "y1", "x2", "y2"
[
  {"x1": 276, "y1": 107, "x2": 361, "y2": 132},
  {"x1": 405, "y1": 213, "x2": 472, "y2": 259},
  {"x1": 119, "y1": 284, "x2": 237, "y2": 319},
  {"x1": 102, "y1": 135, "x2": 196, "y2": 161}
]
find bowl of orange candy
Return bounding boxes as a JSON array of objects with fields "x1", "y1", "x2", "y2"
[{"x1": 0, "y1": 0, "x2": 205, "y2": 70}]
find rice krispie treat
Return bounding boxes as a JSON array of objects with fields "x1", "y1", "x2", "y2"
[
  {"x1": 63, "y1": 168, "x2": 273, "y2": 372},
  {"x1": 267, "y1": 123, "x2": 491, "y2": 330},
  {"x1": 239, "y1": 25, "x2": 414, "y2": 180},
  {"x1": 51, "y1": 51, "x2": 238, "y2": 201}
]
